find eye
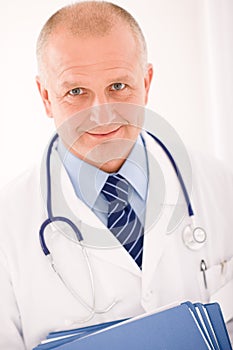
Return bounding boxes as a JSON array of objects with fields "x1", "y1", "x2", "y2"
[
  {"x1": 110, "y1": 83, "x2": 126, "y2": 91},
  {"x1": 68, "y1": 87, "x2": 84, "y2": 96}
]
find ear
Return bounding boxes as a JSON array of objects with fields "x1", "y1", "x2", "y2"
[
  {"x1": 36, "y1": 76, "x2": 53, "y2": 118},
  {"x1": 144, "y1": 63, "x2": 153, "y2": 105}
]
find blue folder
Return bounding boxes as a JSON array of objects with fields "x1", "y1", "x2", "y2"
[
  {"x1": 33, "y1": 302, "x2": 232, "y2": 350},
  {"x1": 204, "y1": 303, "x2": 232, "y2": 349}
]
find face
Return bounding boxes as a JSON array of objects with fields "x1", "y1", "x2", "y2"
[{"x1": 36, "y1": 24, "x2": 153, "y2": 172}]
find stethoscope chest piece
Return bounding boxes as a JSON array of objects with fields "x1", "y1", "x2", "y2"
[{"x1": 182, "y1": 224, "x2": 207, "y2": 250}]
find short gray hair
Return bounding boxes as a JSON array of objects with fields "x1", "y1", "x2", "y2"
[{"x1": 36, "y1": 1, "x2": 148, "y2": 79}]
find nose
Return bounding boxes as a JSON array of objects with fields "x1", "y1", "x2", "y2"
[{"x1": 90, "y1": 94, "x2": 115, "y2": 124}]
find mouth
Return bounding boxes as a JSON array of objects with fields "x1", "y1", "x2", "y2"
[{"x1": 86, "y1": 125, "x2": 123, "y2": 138}]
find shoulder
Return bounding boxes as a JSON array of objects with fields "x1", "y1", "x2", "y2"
[
  {"x1": 0, "y1": 164, "x2": 42, "y2": 225},
  {"x1": 187, "y1": 151, "x2": 233, "y2": 238},
  {"x1": 143, "y1": 130, "x2": 233, "y2": 198},
  {"x1": 188, "y1": 150, "x2": 233, "y2": 190},
  {"x1": 144, "y1": 130, "x2": 233, "y2": 185},
  {"x1": 0, "y1": 165, "x2": 42, "y2": 250},
  {"x1": 0, "y1": 165, "x2": 40, "y2": 203}
]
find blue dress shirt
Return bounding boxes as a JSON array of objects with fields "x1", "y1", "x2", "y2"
[{"x1": 57, "y1": 135, "x2": 148, "y2": 226}]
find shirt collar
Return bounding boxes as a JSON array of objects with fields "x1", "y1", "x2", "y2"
[
  {"x1": 119, "y1": 135, "x2": 148, "y2": 200},
  {"x1": 57, "y1": 134, "x2": 148, "y2": 209}
]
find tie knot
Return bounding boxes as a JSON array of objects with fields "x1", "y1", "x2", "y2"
[{"x1": 101, "y1": 174, "x2": 129, "y2": 206}]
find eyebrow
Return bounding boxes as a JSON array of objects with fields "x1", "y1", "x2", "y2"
[
  {"x1": 60, "y1": 81, "x2": 85, "y2": 90},
  {"x1": 109, "y1": 74, "x2": 136, "y2": 83}
]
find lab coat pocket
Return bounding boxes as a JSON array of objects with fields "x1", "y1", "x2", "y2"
[{"x1": 205, "y1": 255, "x2": 233, "y2": 322}]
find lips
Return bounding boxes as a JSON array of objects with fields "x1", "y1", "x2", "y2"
[{"x1": 86, "y1": 125, "x2": 123, "y2": 137}]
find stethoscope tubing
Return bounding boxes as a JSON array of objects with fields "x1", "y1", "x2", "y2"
[
  {"x1": 38, "y1": 131, "x2": 203, "y2": 321},
  {"x1": 39, "y1": 131, "x2": 194, "y2": 255},
  {"x1": 40, "y1": 133, "x2": 84, "y2": 256},
  {"x1": 146, "y1": 131, "x2": 194, "y2": 216}
]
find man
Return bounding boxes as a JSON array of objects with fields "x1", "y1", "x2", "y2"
[{"x1": 0, "y1": 2, "x2": 233, "y2": 349}]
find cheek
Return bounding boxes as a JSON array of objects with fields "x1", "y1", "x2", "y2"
[
  {"x1": 49, "y1": 92, "x2": 77, "y2": 115},
  {"x1": 52, "y1": 112, "x2": 68, "y2": 129},
  {"x1": 50, "y1": 102, "x2": 78, "y2": 129},
  {"x1": 125, "y1": 125, "x2": 141, "y2": 141},
  {"x1": 129, "y1": 86, "x2": 148, "y2": 106},
  {"x1": 140, "y1": 83, "x2": 149, "y2": 101}
]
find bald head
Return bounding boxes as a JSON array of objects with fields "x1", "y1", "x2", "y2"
[{"x1": 36, "y1": 1, "x2": 147, "y2": 79}]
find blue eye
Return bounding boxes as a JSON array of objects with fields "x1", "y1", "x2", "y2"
[
  {"x1": 111, "y1": 83, "x2": 126, "y2": 91},
  {"x1": 68, "y1": 88, "x2": 84, "y2": 96}
]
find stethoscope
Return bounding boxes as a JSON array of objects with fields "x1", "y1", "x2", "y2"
[
  {"x1": 146, "y1": 131, "x2": 207, "y2": 250},
  {"x1": 39, "y1": 132, "x2": 207, "y2": 323}
]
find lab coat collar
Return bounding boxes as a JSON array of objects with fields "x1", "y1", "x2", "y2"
[
  {"x1": 46, "y1": 132, "x2": 186, "y2": 282},
  {"x1": 49, "y1": 145, "x2": 142, "y2": 278}
]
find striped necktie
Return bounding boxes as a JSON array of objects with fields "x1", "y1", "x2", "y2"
[{"x1": 101, "y1": 174, "x2": 144, "y2": 269}]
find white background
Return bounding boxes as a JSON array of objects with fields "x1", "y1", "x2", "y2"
[{"x1": 0, "y1": 0, "x2": 232, "y2": 187}]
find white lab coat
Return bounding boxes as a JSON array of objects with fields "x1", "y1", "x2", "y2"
[{"x1": 0, "y1": 132, "x2": 233, "y2": 350}]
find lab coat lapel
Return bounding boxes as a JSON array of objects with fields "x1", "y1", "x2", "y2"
[
  {"x1": 48, "y1": 133, "x2": 185, "y2": 280},
  {"x1": 50, "y1": 148, "x2": 141, "y2": 277},
  {"x1": 141, "y1": 132, "x2": 185, "y2": 291}
]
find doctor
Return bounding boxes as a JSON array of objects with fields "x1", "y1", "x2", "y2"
[{"x1": 0, "y1": 1, "x2": 233, "y2": 349}]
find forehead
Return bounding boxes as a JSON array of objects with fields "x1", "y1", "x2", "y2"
[{"x1": 44, "y1": 25, "x2": 141, "y2": 79}]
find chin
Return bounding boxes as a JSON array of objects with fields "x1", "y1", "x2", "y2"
[
  {"x1": 99, "y1": 158, "x2": 127, "y2": 173},
  {"x1": 70, "y1": 133, "x2": 138, "y2": 172}
]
